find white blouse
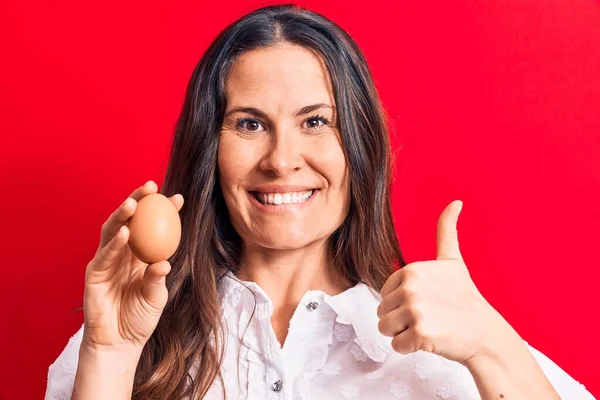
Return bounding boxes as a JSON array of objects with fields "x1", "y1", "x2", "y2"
[{"x1": 46, "y1": 272, "x2": 595, "y2": 399}]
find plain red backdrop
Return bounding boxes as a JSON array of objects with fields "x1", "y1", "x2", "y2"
[{"x1": 1, "y1": 0, "x2": 599, "y2": 398}]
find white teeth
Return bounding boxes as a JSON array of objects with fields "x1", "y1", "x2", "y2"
[{"x1": 256, "y1": 190, "x2": 315, "y2": 205}]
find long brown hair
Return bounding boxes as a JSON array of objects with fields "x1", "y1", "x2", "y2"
[{"x1": 133, "y1": 3, "x2": 406, "y2": 399}]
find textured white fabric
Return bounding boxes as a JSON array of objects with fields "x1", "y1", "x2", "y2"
[{"x1": 45, "y1": 272, "x2": 595, "y2": 399}]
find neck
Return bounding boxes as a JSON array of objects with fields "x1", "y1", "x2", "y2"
[
  {"x1": 235, "y1": 240, "x2": 352, "y2": 346},
  {"x1": 237, "y1": 240, "x2": 352, "y2": 303}
]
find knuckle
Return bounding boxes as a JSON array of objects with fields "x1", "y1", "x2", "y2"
[
  {"x1": 378, "y1": 317, "x2": 391, "y2": 336},
  {"x1": 421, "y1": 340, "x2": 436, "y2": 354},
  {"x1": 401, "y1": 285, "x2": 418, "y2": 303},
  {"x1": 401, "y1": 265, "x2": 415, "y2": 278},
  {"x1": 377, "y1": 302, "x2": 385, "y2": 318},
  {"x1": 391, "y1": 336, "x2": 413, "y2": 354},
  {"x1": 404, "y1": 261, "x2": 423, "y2": 271},
  {"x1": 402, "y1": 265, "x2": 420, "y2": 281},
  {"x1": 412, "y1": 322, "x2": 429, "y2": 341},
  {"x1": 377, "y1": 318, "x2": 386, "y2": 334},
  {"x1": 100, "y1": 219, "x2": 112, "y2": 234},
  {"x1": 412, "y1": 325, "x2": 424, "y2": 340},
  {"x1": 438, "y1": 228, "x2": 458, "y2": 239},
  {"x1": 407, "y1": 305, "x2": 423, "y2": 324},
  {"x1": 391, "y1": 337, "x2": 404, "y2": 353}
]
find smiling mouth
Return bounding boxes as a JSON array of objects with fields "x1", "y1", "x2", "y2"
[{"x1": 250, "y1": 189, "x2": 318, "y2": 205}]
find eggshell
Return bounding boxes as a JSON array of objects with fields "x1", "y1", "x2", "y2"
[{"x1": 127, "y1": 193, "x2": 182, "y2": 264}]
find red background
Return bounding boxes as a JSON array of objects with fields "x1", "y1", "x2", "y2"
[{"x1": 1, "y1": 0, "x2": 599, "y2": 398}]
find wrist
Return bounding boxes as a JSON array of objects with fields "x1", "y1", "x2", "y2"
[
  {"x1": 80, "y1": 337, "x2": 145, "y2": 359},
  {"x1": 461, "y1": 317, "x2": 559, "y2": 400},
  {"x1": 464, "y1": 306, "x2": 522, "y2": 369},
  {"x1": 73, "y1": 342, "x2": 143, "y2": 400},
  {"x1": 79, "y1": 340, "x2": 143, "y2": 369}
]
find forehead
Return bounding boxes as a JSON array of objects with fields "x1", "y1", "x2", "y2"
[{"x1": 225, "y1": 43, "x2": 335, "y2": 111}]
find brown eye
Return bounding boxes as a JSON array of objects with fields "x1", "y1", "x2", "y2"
[
  {"x1": 303, "y1": 115, "x2": 330, "y2": 131},
  {"x1": 236, "y1": 118, "x2": 264, "y2": 133},
  {"x1": 306, "y1": 118, "x2": 321, "y2": 128}
]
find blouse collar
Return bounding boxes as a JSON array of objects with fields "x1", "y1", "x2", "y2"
[{"x1": 217, "y1": 271, "x2": 394, "y2": 363}]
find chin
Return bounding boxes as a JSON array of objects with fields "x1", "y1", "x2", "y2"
[{"x1": 253, "y1": 232, "x2": 320, "y2": 250}]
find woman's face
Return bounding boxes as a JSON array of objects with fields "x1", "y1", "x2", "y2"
[{"x1": 218, "y1": 43, "x2": 350, "y2": 250}]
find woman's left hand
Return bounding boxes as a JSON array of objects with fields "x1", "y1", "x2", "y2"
[{"x1": 377, "y1": 200, "x2": 510, "y2": 366}]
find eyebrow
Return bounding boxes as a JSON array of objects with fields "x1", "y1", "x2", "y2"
[{"x1": 223, "y1": 103, "x2": 335, "y2": 120}]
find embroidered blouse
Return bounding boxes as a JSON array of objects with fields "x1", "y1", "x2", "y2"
[{"x1": 45, "y1": 272, "x2": 595, "y2": 399}]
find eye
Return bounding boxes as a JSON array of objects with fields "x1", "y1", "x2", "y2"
[
  {"x1": 234, "y1": 114, "x2": 332, "y2": 134},
  {"x1": 303, "y1": 114, "x2": 331, "y2": 131},
  {"x1": 235, "y1": 117, "x2": 265, "y2": 133}
]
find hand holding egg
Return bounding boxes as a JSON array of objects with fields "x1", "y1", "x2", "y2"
[{"x1": 82, "y1": 180, "x2": 184, "y2": 353}]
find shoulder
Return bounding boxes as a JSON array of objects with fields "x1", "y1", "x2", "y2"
[
  {"x1": 45, "y1": 323, "x2": 84, "y2": 400},
  {"x1": 346, "y1": 284, "x2": 594, "y2": 399},
  {"x1": 380, "y1": 351, "x2": 481, "y2": 400},
  {"x1": 321, "y1": 283, "x2": 483, "y2": 399},
  {"x1": 523, "y1": 342, "x2": 595, "y2": 399}
]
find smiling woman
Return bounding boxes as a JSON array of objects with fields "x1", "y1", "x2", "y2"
[
  {"x1": 44, "y1": 3, "x2": 595, "y2": 400},
  {"x1": 218, "y1": 44, "x2": 351, "y2": 257}
]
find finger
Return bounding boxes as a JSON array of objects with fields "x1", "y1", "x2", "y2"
[
  {"x1": 377, "y1": 287, "x2": 406, "y2": 318},
  {"x1": 377, "y1": 307, "x2": 411, "y2": 337},
  {"x1": 91, "y1": 225, "x2": 130, "y2": 272},
  {"x1": 380, "y1": 268, "x2": 403, "y2": 298},
  {"x1": 436, "y1": 200, "x2": 464, "y2": 261},
  {"x1": 391, "y1": 328, "x2": 419, "y2": 355},
  {"x1": 128, "y1": 180, "x2": 159, "y2": 202},
  {"x1": 169, "y1": 194, "x2": 184, "y2": 212},
  {"x1": 98, "y1": 198, "x2": 137, "y2": 251},
  {"x1": 98, "y1": 180, "x2": 158, "y2": 251},
  {"x1": 141, "y1": 261, "x2": 171, "y2": 311}
]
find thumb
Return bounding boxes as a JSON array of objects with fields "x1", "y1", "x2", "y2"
[
  {"x1": 436, "y1": 200, "x2": 464, "y2": 260},
  {"x1": 141, "y1": 261, "x2": 171, "y2": 310}
]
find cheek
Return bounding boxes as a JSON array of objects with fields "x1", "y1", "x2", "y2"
[
  {"x1": 311, "y1": 135, "x2": 348, "y2": 189},
  {"x1": 312, "y1": 136, "x2": 351, "y2": 223},
  {"x1": 217, "y1": 135, "x2": 250, "y2": 192}
]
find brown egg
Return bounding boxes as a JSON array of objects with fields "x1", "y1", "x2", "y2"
[{"x1": 127, "y1": 193, "x2": 182, "y2": 264}]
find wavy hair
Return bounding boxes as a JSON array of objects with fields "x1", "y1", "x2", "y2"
[{"x1": 133, "y1": 3, "x2": 406, "y2": 398}]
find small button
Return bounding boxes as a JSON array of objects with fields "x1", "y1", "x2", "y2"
[
  {"x1": 306, "y1": 301, "x2": 319, "y2": 311},
  {"x1": 272, "y1": 379, "x2": 283, "y2": 392}
]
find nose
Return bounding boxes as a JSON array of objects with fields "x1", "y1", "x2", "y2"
[{"x1": 259, "y1": 130, "x2": 305, "y2": 177}]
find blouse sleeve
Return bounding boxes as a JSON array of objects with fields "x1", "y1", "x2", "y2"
[
  {"x1": 44, "y1": 324, "x2": 84, "y2": 400},
  {"x1": 459, "y1": 340, "x2": 596, "y2": 399},
  {"x1": 524, "y1": 342, "x2": 596, "y2": 399}
]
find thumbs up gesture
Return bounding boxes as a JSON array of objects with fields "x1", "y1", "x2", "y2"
[{"x1": 377, "y1": 200, "x2": 506, "y2": 365}]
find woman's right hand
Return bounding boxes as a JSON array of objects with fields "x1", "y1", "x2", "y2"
[{"x1": 81, "y1": 180, "x2": 184, "y2": 352}]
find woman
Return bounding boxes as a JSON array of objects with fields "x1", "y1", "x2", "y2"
[{"x1": 45, "y1": 4, "x2": 594, "y2": 400}]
